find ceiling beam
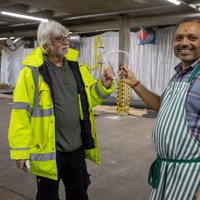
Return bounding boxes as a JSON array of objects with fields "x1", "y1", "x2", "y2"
[
  {"x1": 0, "y1": 12, "x2": 200, "y2": 37},
  {"x1": 61, "y1": 5, "x2": 180, "y2": 21}
]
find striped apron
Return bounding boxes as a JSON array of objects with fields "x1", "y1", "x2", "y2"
[{"x1": 148, "y1": 65, "x2": 200, "y2": 200}]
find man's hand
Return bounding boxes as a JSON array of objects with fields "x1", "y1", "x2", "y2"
[
  {"x1": 16, "y1": 160, "x2": 26, "y2": 170},
  {"x1": 118, "y1": 65, "x2": 139, "y2": 88},
  {"x1": 101, "y1": 68, "x2": 115, "y2": 88}
]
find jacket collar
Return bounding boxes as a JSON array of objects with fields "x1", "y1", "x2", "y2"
[{"x1": 22, "y1": 46, "x2": 79, "y2": 68}]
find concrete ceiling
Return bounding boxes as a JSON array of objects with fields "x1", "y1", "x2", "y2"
[{"x1": 0, "y1": 0, "x2": 200, "y2": 37}]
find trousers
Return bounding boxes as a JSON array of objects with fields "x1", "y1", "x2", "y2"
[{"x1": 36, "y1": 146, "x2": 90, "y2": 200}]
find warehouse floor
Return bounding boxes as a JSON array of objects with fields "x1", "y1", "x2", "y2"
[{"x1": 0, "y1": 94, "x2": 157, "y2": 200}]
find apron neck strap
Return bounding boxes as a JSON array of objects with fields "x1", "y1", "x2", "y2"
[{"x1": 187, "y1": 64, "x2": 200, "y2": 83}]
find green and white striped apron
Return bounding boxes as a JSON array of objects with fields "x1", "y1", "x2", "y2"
[{"x1": 148, "y1": 65, "x2": 200, "y2": 200}]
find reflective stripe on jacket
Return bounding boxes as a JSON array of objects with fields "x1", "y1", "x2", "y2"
[{"x1": 8, "y1": 47, "x2": 114, "y2": 180}]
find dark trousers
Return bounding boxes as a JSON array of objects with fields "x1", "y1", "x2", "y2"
[{"x1": 36, "y1": 147, "x2": 90, "y2": 200}]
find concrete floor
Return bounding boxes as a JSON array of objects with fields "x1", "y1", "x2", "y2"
[{"x1": 0, "y1": 96, "x2": 157, "y2": 200}]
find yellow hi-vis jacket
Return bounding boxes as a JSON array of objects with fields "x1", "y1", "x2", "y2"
[{"x1": 8, "y1": 47, "x2": 114, "y2": 180}]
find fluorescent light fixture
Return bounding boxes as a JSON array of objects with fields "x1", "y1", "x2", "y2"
[
  {"x1": 0, "y1": 37, "x2": 15, "y2": 41},
  {"x1": 1, "y1": 11, "x2": 48, "y2": 22},
  {"x1": 166, "y1": 0, "x2": 181, "y2": 5},
  {"x1": 189, "y1": 4, "x2": 197, "y2": 9}
]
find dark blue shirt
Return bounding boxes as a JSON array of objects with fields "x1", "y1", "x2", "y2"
[{"x1": 164, "y1": 60, "x2": 200, "y2": 141}]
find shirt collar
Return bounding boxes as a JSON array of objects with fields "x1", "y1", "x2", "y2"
[
  {"x1": 174, "y1": 59, "x2": 200, "y2": 74},
  {"x1": 43, "y1": 54, "x2": 67, "y2": 70}
]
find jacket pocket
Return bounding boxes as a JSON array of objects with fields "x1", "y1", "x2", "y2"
[
  {"x1": 29, "y1": 118, "x2": 50, "y2": 151},
  {"x1": 39, "y1": 82, "x2": 51, "y2": 106},
  {"x1": 29, "y1": 138, "x2": 47, "y2": 151}
]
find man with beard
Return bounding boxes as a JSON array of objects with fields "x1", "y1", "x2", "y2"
[{"x1": 8, "y1": 20, "x2": 114, "y2": 200}]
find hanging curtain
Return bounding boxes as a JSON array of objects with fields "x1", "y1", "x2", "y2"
[
  {"x1": 1, "y1": 26, "x2": 180, "y2": 98},
  {"x1": 1, "y1": 47, "x2": 33, "y2": 87},
  {"x1": 78, "y1": 26, "x2": 180, "y2": 99}
]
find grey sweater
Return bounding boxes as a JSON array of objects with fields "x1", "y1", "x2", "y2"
[{"x1": 44, "y1": 57, "x2": 82, "y2": 152}]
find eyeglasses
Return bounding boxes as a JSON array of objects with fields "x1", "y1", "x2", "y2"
[{"x1": 53, "y1": 35, "x2": 69, "y2": 43}]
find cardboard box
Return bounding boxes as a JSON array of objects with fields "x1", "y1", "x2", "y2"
[{"x1": 0, "y1": 83, "x2": 9, "y2": 89}]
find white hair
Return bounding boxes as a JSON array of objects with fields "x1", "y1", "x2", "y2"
[{"x1": 37, "y1": 20, "x2": 69, "y2": 53}]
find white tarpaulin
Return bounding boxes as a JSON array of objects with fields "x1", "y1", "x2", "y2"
[
  {"x1": 1, "y1": 26, "x2": 180, "y2": 100},
  {"x1": 78, "y1": 26, "x2": 180, "y2": 99}
]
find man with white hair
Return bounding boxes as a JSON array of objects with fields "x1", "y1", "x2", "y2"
[{"x1": 8, "y1": 20, "x2": 114, "y2": 200}]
